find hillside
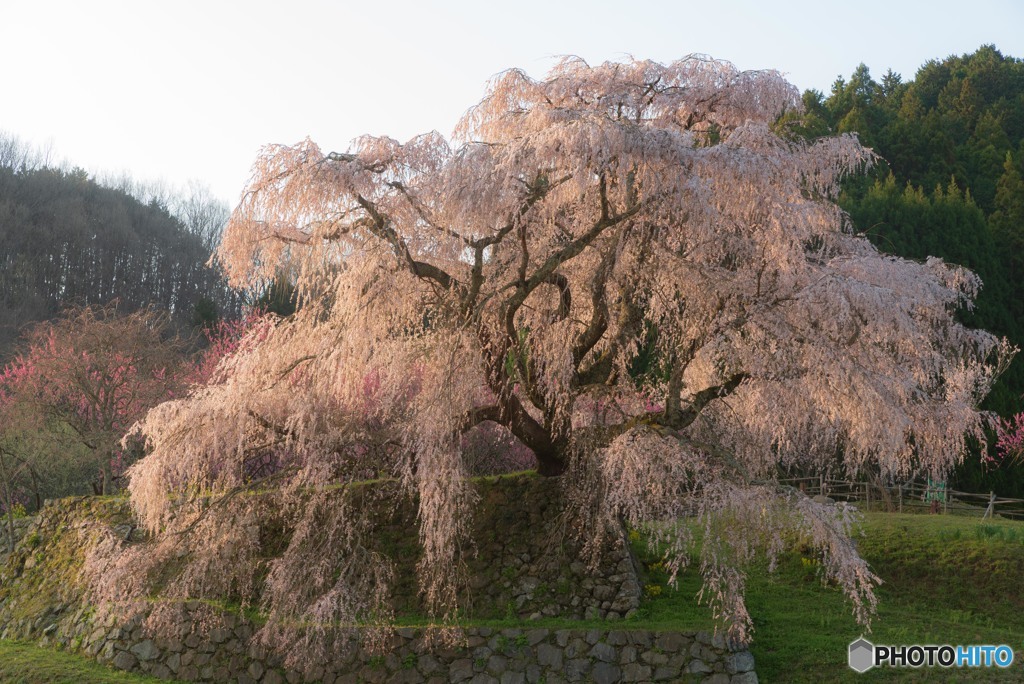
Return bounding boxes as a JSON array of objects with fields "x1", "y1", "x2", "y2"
[
  {"x1": 806, "y1": 46, "x2": 1024, "y2": 408},
  {"x1": 0, "y1": 145, "x2": 234, "y2": 356},
  {"x1": 795, "y1": 45, "x2": 1024, "y2": 495}
]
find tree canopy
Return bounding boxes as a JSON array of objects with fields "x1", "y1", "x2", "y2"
[{"x1": 122, "y1": 56, "x2": 1012, "y2": 643}]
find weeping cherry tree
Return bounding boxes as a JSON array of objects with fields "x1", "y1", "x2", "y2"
[{"x1": 115, "y1": 56, "x2": 1013, "y2": 648}]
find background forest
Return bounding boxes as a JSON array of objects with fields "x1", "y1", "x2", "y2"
[
  {"x1": 1, "y1": 45, "x2": 1023, "y2": 506},
  {"x1": 793, "y1": 45, "x2": 1024, "y2": 494}
]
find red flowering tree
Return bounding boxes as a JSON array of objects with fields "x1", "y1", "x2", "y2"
[
  {"x1": 0, "y1": 306, "x2": 187, "y2": 497},
  {"x1": 996, "y1": 413, "x2": 1024, "y2": 463},
  {"x1": 188, "y1": 309, "x2": 269, "y2": 387}
]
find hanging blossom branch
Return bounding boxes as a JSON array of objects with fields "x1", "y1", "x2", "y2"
[{"x1": 102, "y1": 54, "x2": 1016, "y2": 652}]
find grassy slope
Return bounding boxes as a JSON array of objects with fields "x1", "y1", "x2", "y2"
[
  {"x1": 335, "y1": 511, "x2": 1024, "y2": 681},
  {"x1": 634, "y1": 512, "x2": 1024, "y2": 683},
  {"x1": 0, "y1": 641, "x2": 173, "y2": 683}
]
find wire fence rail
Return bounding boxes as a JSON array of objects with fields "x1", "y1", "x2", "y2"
[{"x1": 777, "y1": 476, "x2": 1024, "y2": 520}]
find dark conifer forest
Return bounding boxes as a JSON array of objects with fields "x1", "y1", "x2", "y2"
[{"x1": 787, "y1": 45, "x2": 1024, "y2": 492}]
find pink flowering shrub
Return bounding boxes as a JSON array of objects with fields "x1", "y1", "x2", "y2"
[
  {"x1": 996, "y1": 413, "x2": 1024, "y2": 463},
  {"x1": 0, "y1": 306, "x2": 187, "y2": 495}
]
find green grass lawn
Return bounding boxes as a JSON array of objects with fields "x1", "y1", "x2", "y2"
[
  {"x1": 353, "y1": 511, "x2": 1024, "y2": 681},
  {"x1": 632, "y1": 512, "x2": 1024, "y2": 683},
  {"x1": 0, "y1": 641, "x2": 174, "y2": 683}
]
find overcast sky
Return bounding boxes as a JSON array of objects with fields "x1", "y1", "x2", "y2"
[{"x1": 3, "y1": 0, "x2": 1023, "y2": 205}]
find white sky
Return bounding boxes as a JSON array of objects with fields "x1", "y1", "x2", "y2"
[{"x1": 2, "y1": 0, "x2": 1022, "y2": 205}]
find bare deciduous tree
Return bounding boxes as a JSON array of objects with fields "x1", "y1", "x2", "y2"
[{"x1": 123, "y1": 56, "x2": 1013, "y2": 644}]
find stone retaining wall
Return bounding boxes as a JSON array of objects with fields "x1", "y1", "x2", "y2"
[
  {"x1": 44, "y1": 604, "x2": 758, "y2": 683},
  {"x1": 461, "y1": 476, "x2": 641, "y2": 620},
  {"x1": 0, "y1": 484, "x2": 758, "y2": 682}
]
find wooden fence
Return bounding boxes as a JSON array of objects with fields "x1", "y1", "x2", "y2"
[{"x1": 777, "y1": 476, "x2": 1024, "y2": 519}]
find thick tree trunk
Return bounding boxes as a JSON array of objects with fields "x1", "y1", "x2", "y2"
[
  {"x1": 534, "y1": 447, "x2": 568, "y2": 476},
  {"x1": 0, "y1": 453, "x2": 15, "y2": 554},
  {"x1": 500, "y1": 397, "x2": 569, "y2": 477},
  {"x1": 2, "y1": 508, "x2": 12, "y2": 555}
]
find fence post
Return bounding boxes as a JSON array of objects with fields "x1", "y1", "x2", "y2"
[
  {"x1": 984, "y1": 491, "x2": 996, "y2": 519},
  {"x1": 865, "y1": 481, "x2": 870, "y2": 512}
]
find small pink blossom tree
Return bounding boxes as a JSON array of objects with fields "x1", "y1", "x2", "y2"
[
  {"x1": 0, "y1": 306, "x2": 187, "y2": 496},
  {"x1": 996, "y1": 413, "x2": 1024, "y2": 463},
  {"x1": 122, "y1": 55, "x2": 1013, "y2": 645},
  {"x1": 188, "y1": 309, "x2": 269, "y2": 387}
]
